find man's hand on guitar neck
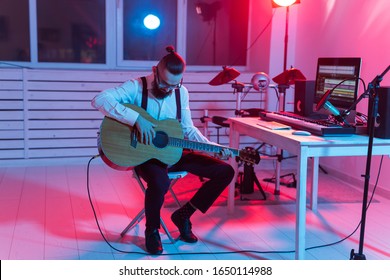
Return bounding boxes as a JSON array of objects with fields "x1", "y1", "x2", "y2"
[
  {"x1": 215, "y1": 148, "x2": 232, "y2": 160},
  {"x1": 135, "y1": 115, "x2": 156, "y2": 145}
]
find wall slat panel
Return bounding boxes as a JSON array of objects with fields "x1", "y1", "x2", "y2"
[
  {"x1": 0, "y1": 81, "x2": 23, "y2": 91},
  {"x1": 0, "y1": 68, "x2": 265, "y2": 163},
  {"x1": 27, "y1": 148, "x2": 99, "y2": 158},
  {"x1": 0, "y1": 69, "x2": 25, "y2": 160},
  {"x1": 0, "y1": 121, "x2": 24, "y2": 130},
  {"x1": 28, "y1": 129, "x2": 98, "y2": 139},
  {"x1": 28, "y1": 120, "x2": 102, "y2": 129},
  {"x1": 0, "y1": 149, "x2": 25, "y2": 159}
]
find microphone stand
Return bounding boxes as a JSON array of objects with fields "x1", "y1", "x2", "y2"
[{"x1": 349, "y1": 65, "x2": 390, "y2": 260}]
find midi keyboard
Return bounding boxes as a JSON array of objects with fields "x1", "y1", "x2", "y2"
[{"x1": 262, "y1": 111, "x2": 356, "y2": 136}]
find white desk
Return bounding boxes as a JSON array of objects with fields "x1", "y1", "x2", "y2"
[{"x1": 227, "y1": 117, "x2": 390, "y2": 260}]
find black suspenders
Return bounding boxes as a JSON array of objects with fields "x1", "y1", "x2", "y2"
[
  {"x1": 175, "y1": 88, "x2": 181, "y2": 122},
  {"x1": 140, "y1": 76, "x2": 181, "y2": 122},
  {"x1": 140, "y1": 76, "x2": 148, "y2": 111}
]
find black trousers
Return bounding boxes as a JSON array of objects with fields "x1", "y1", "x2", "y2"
[{"x1": 134, "y1": 150, "x2": 235, "y2": 230}]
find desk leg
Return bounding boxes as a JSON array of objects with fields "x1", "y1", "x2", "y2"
[
  {"x1": 228, "y1": 124, "x2": 239, "y2": 214},
  {"x1": 296, "y1": 148, "x2": 308, "y2": 260},
  {"x1": 309, "y1": 157, "x2": 319, "y2": 211},
  {"x1": 274, "y1": 148, "x2": 282, "y2": 195}
]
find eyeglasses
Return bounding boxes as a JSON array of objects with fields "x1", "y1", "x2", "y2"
[{"x1": 155, "y1": 68, "x2": 183, "y2": 91}]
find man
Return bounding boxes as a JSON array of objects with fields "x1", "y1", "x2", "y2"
[{"x1": 91, "y1": 46, "x2": 234, "y2": 254}]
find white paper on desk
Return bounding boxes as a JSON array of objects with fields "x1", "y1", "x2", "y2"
[{"x1": 256, "y1": 121, "x2": 291, "y2": 130}]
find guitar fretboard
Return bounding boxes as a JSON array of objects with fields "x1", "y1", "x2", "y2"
[{"x1": 169, "y1": 137, "x2": 238, "y2": 156}]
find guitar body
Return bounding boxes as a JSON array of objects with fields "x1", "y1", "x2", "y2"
[{"x1": 98, "y1": 104, "x2": 183, "y2": 170}]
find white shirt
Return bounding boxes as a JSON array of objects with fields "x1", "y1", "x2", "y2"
[{"x1": 91, "y1": 73, "x2": 212, "y2": 144}]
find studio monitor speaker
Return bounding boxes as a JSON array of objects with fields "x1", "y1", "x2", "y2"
[
  {"x1": 370, "y1": 86, "x2": 390, "y2": 139},
  {"x1": 294, "y1": 80, "x2": 315, "y2": 116}
]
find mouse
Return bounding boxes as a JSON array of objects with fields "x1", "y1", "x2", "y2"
[{"x1": 292, "y1": 130, "x2": 311, "y2": 136}]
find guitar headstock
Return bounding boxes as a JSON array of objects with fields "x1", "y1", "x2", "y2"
[{"x1": 237, "y1": 146, "x2": 260, "y2": 165}]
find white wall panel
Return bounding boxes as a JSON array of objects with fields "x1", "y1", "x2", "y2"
[{"x1": 0, "y1": 68, "x2": 266, "y2": 164}]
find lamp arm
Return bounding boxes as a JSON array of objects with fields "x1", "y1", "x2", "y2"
[
  {"x1": 370, "y1": 65, "x2": 390, "y2": 88},
  {"x1": 341, "y1": 65, "x2": 390, "y2": 119},
  {"x1": 340, "y1": 88, "x2": 368, "y2": 119},
  {"x1": 342, "y1": 65, "x2": 390, "y2": 118},
  {"x1": 334, "y1": 77, "x2": 366, "y2": 119}
]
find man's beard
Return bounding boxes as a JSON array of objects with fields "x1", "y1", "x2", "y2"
[{"x1": 151, "y1": 81, "x2": 172, "y2": 99}]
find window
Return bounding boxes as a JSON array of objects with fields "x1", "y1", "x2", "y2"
[
  {"x1": 37, "y1": 0, "x2": 106, "y2": 63},
  {"x1": 186, "y1": 0, "x2": 249, "y2": 66},
  {"x1": 0, "y1": 0, "x2": 252, "y2": 69},
  {"x1": 0, "y1": 0, "x2": 30, "y2": 62},
  {"x1": 122, "y1": 0, "x2": 177, "y2": 61}
]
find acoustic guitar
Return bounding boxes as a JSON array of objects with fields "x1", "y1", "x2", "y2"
[{"x1": 98, "y1": 104, "x2": 260, "y2": 170}]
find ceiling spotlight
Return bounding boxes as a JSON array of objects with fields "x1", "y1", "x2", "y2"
[
  {"x1": 272, "y1": 0, "x2": 300, "y2": 7},
  {"x1": 143, "y1": 14, "x2": 160, "y2": 30}
]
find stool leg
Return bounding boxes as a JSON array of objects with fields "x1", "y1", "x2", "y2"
[
  {"x1": 120, "y1": 171, "x2": 185, "y2": 243},
  {"x1": 160, "y1": 218, "x2": 176, "y2": 243},
  {"x1": 120, "y1": 209, "x2": 144, "y2": 237},
  {"x1": 168, "y1": 179, "x2": 182, "y2": 207},
  {"x1": 120, "y1": 209, "x2": 177, "y2": 243}
]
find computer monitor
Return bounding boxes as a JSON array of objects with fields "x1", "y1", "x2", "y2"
[{"x1": 314, "y1": 57, "x2": 362, "y2": 121}]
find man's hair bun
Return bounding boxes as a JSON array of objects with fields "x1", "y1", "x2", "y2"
[
  {"x1": 166, "y1": 45, "x2": 175, "y2": 54},
  {"x1": 159, "y1": 45, "x2": 185, "y2": 75}
]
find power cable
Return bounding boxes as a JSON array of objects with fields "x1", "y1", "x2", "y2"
[{"x1": 86, "y1": 154, "x2": 383, "y2": 258}]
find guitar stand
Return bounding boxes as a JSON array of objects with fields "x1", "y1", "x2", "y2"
[{"x1": 235, "y1": 163, "x2": 266, "y2": 201}]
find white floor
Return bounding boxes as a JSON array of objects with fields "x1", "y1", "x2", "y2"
[{"x1": 1, "y1": 157, "x2": 390, "y2": 261}]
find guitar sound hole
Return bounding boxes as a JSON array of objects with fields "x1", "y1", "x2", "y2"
[{"x1": 152, "y1": 131, "x2": 169, "y2": 148}]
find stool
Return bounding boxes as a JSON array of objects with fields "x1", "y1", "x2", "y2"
[
  {"x1": 211, "y1": 116, "x2": 229, "y2": 144},
  {"x1": 120, "y1": 170, "x2": 187, "y2": 243}
]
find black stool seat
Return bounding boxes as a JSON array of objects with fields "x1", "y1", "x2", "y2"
[{"x1": 211, "y1": 116, "x2": 229, "y2": 127}]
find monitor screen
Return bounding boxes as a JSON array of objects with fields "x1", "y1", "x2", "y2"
[{"x1": 314, "y1": 57, "x2": 362, "y2": 112}]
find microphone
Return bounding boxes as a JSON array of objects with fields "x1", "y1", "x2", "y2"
[
  {"x1": 315, "y1": 90, "x2": 340, "y2": 115},
  {"x1": 315, "y1": 89, "x2": 349, "y2": 125}
]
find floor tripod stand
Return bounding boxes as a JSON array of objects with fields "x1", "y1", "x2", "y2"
[{"x1": 233, "y1": 146, "x2": 266, "y2": 200}]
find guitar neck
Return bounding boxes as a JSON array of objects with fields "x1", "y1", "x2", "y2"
[{"x1": 169, "y1": 137, "x2": 239, "y2": 156}]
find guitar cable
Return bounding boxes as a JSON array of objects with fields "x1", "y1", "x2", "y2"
[{"x1": 86, "y1": 154, "x2": 382, "y2": 258}]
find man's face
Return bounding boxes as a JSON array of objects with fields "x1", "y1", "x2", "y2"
[{"x1": 152, "y1": 66, "x2": 183, "y2": 99}]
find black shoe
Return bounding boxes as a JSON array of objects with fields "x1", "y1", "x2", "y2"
[
  {"x1": 171, "y1": 210, "x2": 198, "y2": 243},
  {"x1": 145, "y1": 229, "x2": 163, "y2": 255}
]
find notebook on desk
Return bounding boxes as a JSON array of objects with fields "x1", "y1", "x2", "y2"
[{"x1": 256, "y1": 120, "x2": 291, "y2": 130}]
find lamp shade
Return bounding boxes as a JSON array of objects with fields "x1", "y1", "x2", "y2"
[
  {"x1": 272, "y1": 67, "x2": 306, "y2": 85},
  {"x1": 209, "y1": 66, "x2": 240, "y2": 86}
]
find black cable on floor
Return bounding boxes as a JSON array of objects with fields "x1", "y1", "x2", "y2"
[{"x1": 86, "y1": 154, "x2": 382, "y2": 258}]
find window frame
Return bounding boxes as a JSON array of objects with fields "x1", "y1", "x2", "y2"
[{"x1": 1, "y1": 0, "x2": 249, "y2": 72}]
